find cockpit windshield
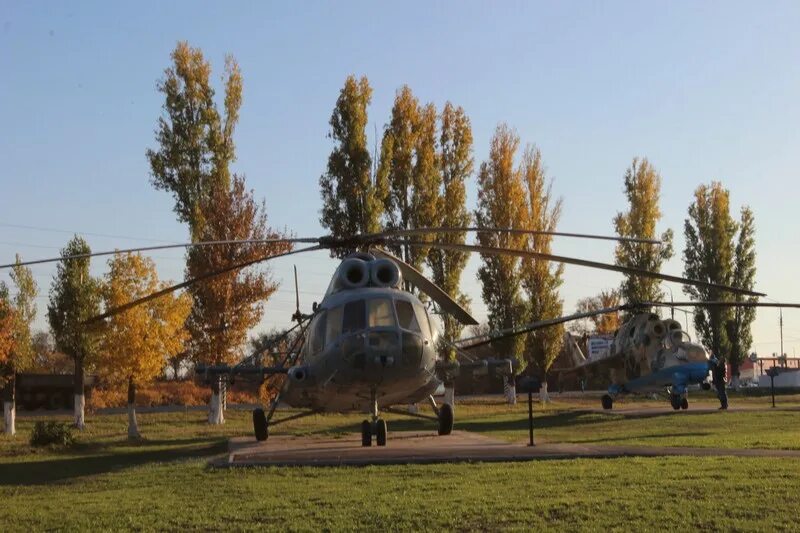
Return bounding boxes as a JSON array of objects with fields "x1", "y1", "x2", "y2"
[
  {"x1": 368, "y1": 298, "x2": 395, "y2": 327},
  {"x1": 322, "y1": 297, "x2": 429, "y2": 348}
]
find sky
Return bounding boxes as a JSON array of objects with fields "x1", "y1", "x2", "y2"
[{"x1": 2, "y1": 1, "x2": 800, "y2": 357}]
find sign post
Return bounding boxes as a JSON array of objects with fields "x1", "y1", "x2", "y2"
[{"x1": 519, "y1": 376, "x2": 541, "y2": 447}]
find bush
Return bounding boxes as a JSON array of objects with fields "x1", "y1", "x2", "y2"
[{"x1": 30, "y1": 421, "x2": 74, "y2": 447}]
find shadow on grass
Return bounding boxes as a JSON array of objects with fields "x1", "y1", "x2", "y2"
[
  {"x1": 0, "y1": 438, "x2": 227, "y2": 486},
  {"x1": 565, "y1": 431, "x2": 712, "y2": 445},
  {"x1": 315, "y1": 410, "x2": 619, "y2": 437}
]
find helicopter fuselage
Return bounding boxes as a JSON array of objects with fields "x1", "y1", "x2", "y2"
[{"x1": 281, "y1": 259, "x2": 441, "y2": 413}]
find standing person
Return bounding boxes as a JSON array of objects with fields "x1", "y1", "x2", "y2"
[{"x1": 711, "y1": 357, "x2": 728, "y2": 410}]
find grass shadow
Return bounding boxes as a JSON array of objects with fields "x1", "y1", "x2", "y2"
[{"x1": 0, "y1": 438, "x2": 227, "y2": 486}]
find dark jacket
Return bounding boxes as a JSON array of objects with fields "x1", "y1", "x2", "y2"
[{"x1": 712, "y1": 360, "x2": 727, "y2": 385}]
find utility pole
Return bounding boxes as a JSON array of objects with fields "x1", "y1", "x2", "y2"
[{"x1": 780, "y1": 307, "x2": 784, "y2": 359}]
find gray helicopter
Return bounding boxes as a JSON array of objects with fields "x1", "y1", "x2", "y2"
[{"x1": 4, "y1": 227, "x2": 764, "y2": 446}]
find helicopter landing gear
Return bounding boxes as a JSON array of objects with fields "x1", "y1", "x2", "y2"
[
  {"x1": 601, "y1": 394, "x2": 614, "y2": 410},
  {"x1": 361, "y1": 391, "x2": 387, "y2": 446},
  {"x1": 253, "y1": 408, "x2": 268, "y2": 441},
  {"x1": 670, "y1": 394, "x2": 682, "y2": 410},
  {"x1": 438, "y1": 403, "x2": 454, "y2": 435},
  {"x1": 375, "y1": 418, "x2": 387, "y2": 446},
  {"x1": 361, "y1": 420, "x2": 372, "y2": 447}
]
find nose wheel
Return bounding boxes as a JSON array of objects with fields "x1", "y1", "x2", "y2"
[{"x1": 361, "y1": 418, "x2": 388, "y2": 446}]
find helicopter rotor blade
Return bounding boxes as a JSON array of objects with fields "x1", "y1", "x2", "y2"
[
  {"x1": 0, "y1": 237, "x2": 321, "y2": 270},
  {"x1": 369, "y1": 247, "x2": 479, "y2": 326},
  {"x1": 456, "y1": 305, "x2": 631, "y2": 350},
  {"x1": 400, "y1": 240, "x2": 764, "y2": 298},
  {"x1": 83, "y1": 244, "x2": 324, "y2": 325},
  {"x1": 370, "y1": 226, "x2": 661, "y2": 245},
  {"x1": 645, "y1": 301, "x2": 800, "y2": 309}
]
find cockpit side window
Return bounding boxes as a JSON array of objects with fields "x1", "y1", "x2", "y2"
[
  {"x1": 325, "y1": 306, "x2": 343, "y2": 344},
  {"x1": 342, "y1": 300, "x2": 366, "y2": 333},
  {"x1": 310, "y1": 312, "x2": 326, "y2": 355},
  {"x1": 368, "y1": 298, "x2": 395, "y2": 327},
  {"x1": 395, "y1": 300, "x2": 421, "y2": 332},
  {"x1": 413, "y1": 302, "x2": 431, "y2": 338}
]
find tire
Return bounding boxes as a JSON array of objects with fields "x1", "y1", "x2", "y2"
[
  {"x1": 680, "y1": 398, "x2": 689, "y2": 410},
  {"x1": 670, "y1": 395, "x2": 681, "y2": 410},
  {"x1": 438, "y1": 403, "x2": 454, "y2": 436},
  {"x1": 375, "y1": 419, "x2": 387, "y2": 446},
  {"x1": 253, "y1": 408, "x2": 269, "y2": 442},
  {"x1": 601, "y1": 394, "x2": 613, "y2": 410},
  {"x1": 361, "y1": 420, "x2": 372, "y2": 447}
]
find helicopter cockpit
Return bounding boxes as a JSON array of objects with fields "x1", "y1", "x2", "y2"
[{"x1": 304, "y1": 294, "x2": 435, "y2": 371}]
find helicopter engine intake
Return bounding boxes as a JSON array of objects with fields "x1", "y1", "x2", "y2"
[
  {"x1": 370, "y1": 259, "x2": 402, "y2": 288},
  {"x1": 338, "y1": 258, "x2": 370, "y2": 290}
]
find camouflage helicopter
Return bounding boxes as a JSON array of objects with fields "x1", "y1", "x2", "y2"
[
  {"x1": 456, "y1": 300, "x2": 800, "y2": 411},
  {"x1": 4, "y1": 227, "x2": 764, "y2": 444}
]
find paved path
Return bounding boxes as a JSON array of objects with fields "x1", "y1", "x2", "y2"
[{"x1": 222, "y1": 430, "x2": 800, "y2": 467}]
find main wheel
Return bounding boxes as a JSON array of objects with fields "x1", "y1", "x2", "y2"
[
  {"x1": 375, "y1": 418, "x2": 387, "y2": 446},
  {"x1": 438, "y1": 403, "x2": 454, "y2": 435},
  {"x1": 361, "y1": 420, "x2": 372, "y2": 447},
  {"x1": 670, "y1": 395, "x2": 681, "y2": 410},
  {"x1": 680, "y1": 398, "x2": 689, "y2": 410},
  {"x1": 601, "y1": 394, "x2": 613, "y2": 410},
  {"x1": 253, "y1": 408, "x2": 269, "y2": 441}
]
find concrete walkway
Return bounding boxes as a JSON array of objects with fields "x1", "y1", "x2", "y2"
[{"x1": 222, "y1": 430, "x2": 800, "y2": 467}]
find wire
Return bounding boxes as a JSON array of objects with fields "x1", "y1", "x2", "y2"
[{"x1": 0, "y1": 222, "x2": 181, "y2": 244}]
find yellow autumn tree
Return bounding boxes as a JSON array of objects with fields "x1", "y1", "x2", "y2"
[
  {"x1": 475, "y1": 124, "x2": 529, "y2": 403},
  {"x1": 519, "y1": 145, "x2": 564, "y2": 402},
  {"x1": 100, "y1": 252, "x2": 191, "y2": 439}
]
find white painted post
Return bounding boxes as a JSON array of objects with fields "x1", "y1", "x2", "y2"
[{"x1": 3, "y1": 401, "x2": 14, "y2": 436}]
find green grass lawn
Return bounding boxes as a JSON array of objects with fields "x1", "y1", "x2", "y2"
[{"x1": 2, "y1": 397, "x2": 800, "y2": 531}]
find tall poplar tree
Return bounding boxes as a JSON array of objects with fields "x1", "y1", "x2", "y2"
[
  {"x1": 376, "y1": 86, "x2": 420, "y2": 264},
  {"x1": 147, "y1": 41, "x2": 241, "y2": 238},
  {"x1": 683, "y1": 182, "x2": 737, "y2": 361},
  {"x1": 409, "y1": 103, "x2": 442, "y2": 270},
  {"x1": 47, "y1": 236, "x2": 102, "y2": 429},
  {"x1": 319, "y1": 75, "x2": 381, "y2": 255},
  {"x1": 429, "y1": 102, "x2": 473, "y2": 361},
  {"x1": 613, "y1": 158, "x2": 674, "y2": 305},
  {"x1": 475, "y1": 124, "x2": 528, "y2": 402},
  {"x1": 519, "y1": 146, "x2": 564, "y2": 401},
  {"x1": 725, "y1": 206, "x2": 757, "y2": 386},
  {"x1": 148, "y1": 43, "x2": 284, "y2": 424}
]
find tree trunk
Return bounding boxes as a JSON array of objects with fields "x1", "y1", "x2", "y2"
[
  {"x1": 443, "y1": 384, "x2": 455, "y2": 406},
  {"x1": 127, "y1": 376, "x2": 141, "y2": 440},
  {"x1": 74, "y1": 356, "x2": 85, "y2": 430},
  {"x1": 2, "y1": 374, "x2": 15, "y2": 436},
  {"x1": 539, "y1": 380, "x2": 550, "y2": 403},
  {"x1": 731, "y1": 360, "x2": 741, "y2": 390},
  {"x1": 172, "y1": 359, "x2": 181, "y2": 381},
  {"x1": 208, "y1": 377, "x2": 224, "y2": 425},
  {"x1": 504, "y1": 376, "x2": 517, "y2": 405}
]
